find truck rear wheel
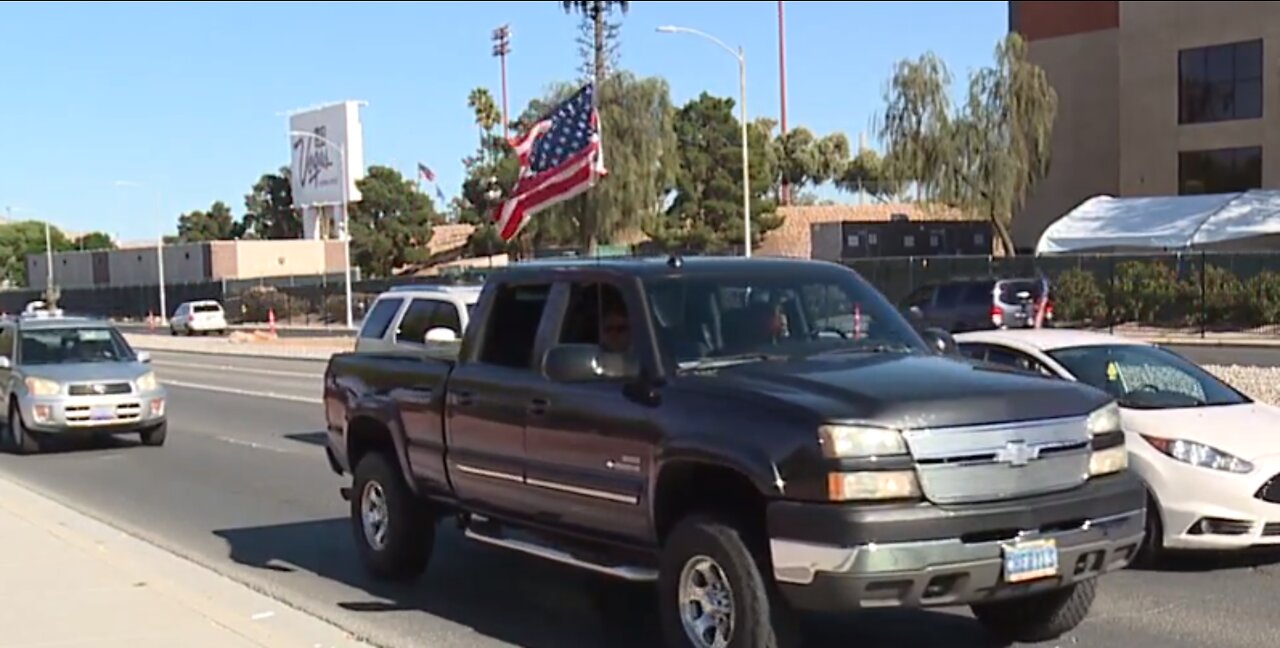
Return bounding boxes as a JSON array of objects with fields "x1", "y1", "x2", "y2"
[
  {"x1": 972, "y1": 578, "x2": 1096, "y2": 643},
  {"x1": 350, "y1": 452, "x2": 434, "y2": 581},
  {"x1": 658, "y1": 514, "x2": 801, "y2": 648}
]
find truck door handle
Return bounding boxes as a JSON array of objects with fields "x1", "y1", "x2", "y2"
[
  {"x1": 452, "y1": 391, "x2": 474, "y2": 407},
  {"x1": 528, "y1": 397, "x2": 550, "y2": 416}
]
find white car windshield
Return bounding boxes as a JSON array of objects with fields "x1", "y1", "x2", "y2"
[{"x1": 1048, "y1": 345, "x2": 1250, "y2": 409}]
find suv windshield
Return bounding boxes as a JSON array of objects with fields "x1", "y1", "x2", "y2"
[
  {"x1": 1048, "y1": 344, "x2": 1249, "y2": 409},
  {"x1": 20, "y1": 327, "x2": 135, "y2": 366},
  {"x1": 644, "y1": 267, "x2": 926, "y2": 370}
]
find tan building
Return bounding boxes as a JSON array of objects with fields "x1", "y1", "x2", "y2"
[
  {"x1": 1012, "y1": 1, "x2": 1280, "y2": 250},
  {"x1": 28, "y1": 239, "x2": 348, "y2": 290}
]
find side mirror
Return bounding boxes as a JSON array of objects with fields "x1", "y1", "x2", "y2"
[
  {"x1": 920, "y1": 327, "x2": 959, "y2": 356},
  {"x1": 136, "y1": 351, "x2": 152, "y2": 364},
  {"x1": 543, "y1": 344, "x2": 636, "y2": 383},
  {"x1": 424, "y1": 327, "x2": 459, "y2": 344},
  {"x1": 0, "y1": 356, "x2": 11, "y2": 370},
  {"x1": 905, "y1": 306, "x2": 924, "y2": 323}
]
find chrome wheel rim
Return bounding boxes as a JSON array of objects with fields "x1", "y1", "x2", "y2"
[
  {"x1": 361, "y1": 481, "x2": 389, "y2": 551},
  {"x1": 679, "y1": 555, "x2": 735, "y2": 648}
]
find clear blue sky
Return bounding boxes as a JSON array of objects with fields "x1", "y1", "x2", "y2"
[{"x1": 0, "y1": 0, "x2": 1006, "y2": 241}]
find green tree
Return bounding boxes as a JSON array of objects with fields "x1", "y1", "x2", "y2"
[
  {"x1": 837, "y1": 149, "x2": 903, "y2": 202},
  {"x1": 176, "y1": 200, "x2": 237, "y2": 242},
  {"x1": 467, "y1": 87, "x2": 502, "y2": 153},
  {"x1": 646, "y1": 92, "x2": 781, "y2": 253},
  {"x1": 73, "y1": 232, "x2": 115, "y2": 250},
  {"x1": 877, "y1": 34, "x2": 1056, "y2": 255},
  {"x1": 348, "y1": 165, "x2": 439, "y2": 277},
  {"x1": 0, "y1": 221, "x2": 72, "y2": 286},
  {"x1": 775, "y1": 127, "x2": 854, "y2": 198},
  {"x1": 241, "y1": 167, "x2": 300, "y2": 239}
]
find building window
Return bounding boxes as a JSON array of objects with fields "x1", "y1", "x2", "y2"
[
  {"x1": 847, "y1": 234, "x2": 860, "y2": 247},
  {"x1": 903, "y1": 235, "x2": 915, "y2": 249},
  {"x1": 868, "y1": 233, "x2": 878, "y2": 246},
  {"x1": 1178, "y1": 146, "x2": 1262, "y2": 195},
  {"x1": 1179, "y1": 39, "x2": 1262, "y2": 124}
]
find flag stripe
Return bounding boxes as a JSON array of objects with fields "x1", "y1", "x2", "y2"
[{"x1": 495, "y1": 150, "x2": 598, "y2": 239}]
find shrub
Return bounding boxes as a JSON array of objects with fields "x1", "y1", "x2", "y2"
[
  {"x1": 1243, "y1": 271, "x2": 1280, "y2": 326},
  {"x1": 1052, "y1": 269, "x2": 1106, "y2": 324},
  {"x1": 1113, "y1": 261, "x2": 1180, "y2": 324},
  {"x1": 239, "y1": 286, "x2": 288, "y2": 323}
]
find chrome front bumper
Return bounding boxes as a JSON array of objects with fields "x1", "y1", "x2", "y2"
[
  {"x1": 22, "y1": 392, "x2": 167, "y2": 433},
  {"x1": 771, "y1": 508, "x2": 1144, "y2": 610}
]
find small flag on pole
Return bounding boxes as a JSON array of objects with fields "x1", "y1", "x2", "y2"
[
  {"x1": 492, "y1": 82, "x2": 606, "y2": 242},
  {"x1": 417, "y1": 163, "x2": 436, "y2": 183}
]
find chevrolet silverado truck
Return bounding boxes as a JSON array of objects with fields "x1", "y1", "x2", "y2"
[{"x1": 323, "y1": 256, "x2": 1145, "y2": 647}]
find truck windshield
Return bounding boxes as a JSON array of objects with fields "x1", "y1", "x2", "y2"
[
  {"x1": 644, "y1": 269, "x2": 927, "y2": 369},
  {"x1": 20, "y1": 327, "x2": 135, "y2": 365}
]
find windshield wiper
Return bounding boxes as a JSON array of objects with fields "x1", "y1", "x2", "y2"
[
  {"x1": 677, "y1": 353, "x2": 788, "y2": 373},
  {"x1": 813, "y1": 341, "x2": 916, "y2": 357}
]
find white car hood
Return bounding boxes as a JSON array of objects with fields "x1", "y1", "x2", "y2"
[{"x1": 1122, "y1": 402, "x2": 1280, "y2": 461}]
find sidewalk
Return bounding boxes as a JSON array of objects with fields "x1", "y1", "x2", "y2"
[{"x1": 0, "y1": 473, "x2": 371, "y2": 648}]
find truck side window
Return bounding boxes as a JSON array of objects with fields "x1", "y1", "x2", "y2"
[
  {"x1": 559, "y1": 282, "x2": 633, "y2": 357},
  {"x1": 396, "y1": 299, "x2": 440, "y2": 344},
  {"x1": 478, "y1": 283, "x2": 551, "y2": 369},
  {"x1": 360, "y1": 298, "x2": 402, "y2": 340},
  {"x1": 427, "y1": 300, "x2": 462, "y2": 335},
  {"x1": 0, "y1": 326, "x2": 12, "y2": 363}
]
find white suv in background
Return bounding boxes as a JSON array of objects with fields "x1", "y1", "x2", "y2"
[
  {"x1": 170, "y1": 300, "x2": 229, "y2": 336},
  {"x1": 354, "y1": 285, "x2": 480, "y2": 354}
]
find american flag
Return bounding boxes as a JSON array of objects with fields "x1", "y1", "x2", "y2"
[
  {"x1": 492, "y1": 82, "x2": 606, "y2": 241},
  {"x1": 417, "y1": 163, "x2": 436, "y2": 183}
]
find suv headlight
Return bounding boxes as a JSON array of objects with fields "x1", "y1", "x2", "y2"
[
  {"x1": 136, "y1": 372, "x2": 158, "y2": 392},
  {"x1": 818, "y1": 424, "x2": 908, "y2": 458},
  {"x1": 1086, "y1": 402, "x2": 1122, "y2": 436},
  {"x1": 24, "y1": 377, "x2": 61, "y2": 396},
  {"x1": 1142, "y1": 436, "x2": 1253, "y2": 474}
]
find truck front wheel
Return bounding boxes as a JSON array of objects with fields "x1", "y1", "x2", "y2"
[
  {"x1": 971, "y1": 578, "x2": 1097, "y2": 643},
  {"x1": 658, "y1": 515, "x2": 801, "y2": 648},
  {"x1": 350, "y1": 452, "x2": 434, "y2": 581}
]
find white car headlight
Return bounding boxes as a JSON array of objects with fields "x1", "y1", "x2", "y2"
[
  {"x1": 818, "y1": 424, "x2": 908, "y2": 459},
  {"x1": 136, "y1": 372, "x2": 158, "y2": 392},
  {"x1": 24, "y1": 377, "x2": 61, "y2": 396},
  {"x1": 1142, "y1": 435, "x2": 1253, "y2": 474},
  {"x1": 1086, "y1": 402, "x2": 1122, "y2": 436}
]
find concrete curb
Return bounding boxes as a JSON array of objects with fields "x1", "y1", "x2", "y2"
[{"x1": 0, "y1": 470, "x2": 372, "y2": 647}]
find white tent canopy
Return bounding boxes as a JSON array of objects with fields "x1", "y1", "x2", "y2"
[{"x1": 1035, "y1": 189, "x2": 1280, "y2": 255}]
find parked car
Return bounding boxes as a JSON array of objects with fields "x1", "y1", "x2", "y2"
[
  {"x1": 323, "y1": 256, "x2": 1144, "y2": 646},
  {"x1": 353, "y1": 285, "x2": 480, "y2": 354},
  {"x1": 1, "y1": 313, "x2": 166, "y2": 454},
  {"x1": 170, "y1": 300, "x2": 229, "y2": 336},
  {"x1": 955, "y1": 328, "x2": 1280, "y2": 560},
  {"x1": 902, "y1": 277, "x2": 1053, "y2": 333}
]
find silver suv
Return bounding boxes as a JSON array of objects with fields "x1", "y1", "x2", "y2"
[{"x1": 0, "y1": 313, "x2": 167, "y2": 454}]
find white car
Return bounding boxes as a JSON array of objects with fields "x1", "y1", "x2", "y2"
[
  {"x1": 954, "y1": 328, "x2": 1280, "y2": 559},
  {"x1": 170, "y1": 300, "x2": 229, "y2": 336}
]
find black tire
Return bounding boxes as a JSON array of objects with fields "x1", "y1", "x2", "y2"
[
  {"x1": 7, "y1": 402, "x2": 41, "y2": 455},
  {"x1": 1134, "y1": 494, "x2": 1163, "y2": 567},
  {"x1": 972, "y1": 578, "x2": 1097, "y2": 643},
  {"x1": 658, "y1": 514, "x2": 802, "y2": 648},
  {"x1": 140, "y1": 423, "x2": 167, "y2": 447},
  {"x1": 350, "y1": 451, "x2": 434, "y2": 581}
]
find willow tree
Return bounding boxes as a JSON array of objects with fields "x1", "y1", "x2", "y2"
[{"x1": 877, "y1": 34, "x2": 1056, "y2": 255}]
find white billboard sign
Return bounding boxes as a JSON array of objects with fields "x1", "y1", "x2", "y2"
[{"x1": 289, "y1": 101, "x2": 365, "y2": 207}]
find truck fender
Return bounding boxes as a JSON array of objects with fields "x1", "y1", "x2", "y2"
[{"x1": 345, "y1": 396, "x2": 420, "y2": 496}]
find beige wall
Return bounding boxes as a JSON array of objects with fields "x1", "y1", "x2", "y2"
[
  {"x1": 1016, "y1": 28, "x2": 1121, "y2": 249},
  {"x1": 224, "y1": 239, "x2": 341, "y2": 280},
  {"x1": 1017, "y1": 1, "x2": 1280, "y2": 249},
  {"x1": 1117, "y1": 1, "x2": 1280, "y2": 195}
]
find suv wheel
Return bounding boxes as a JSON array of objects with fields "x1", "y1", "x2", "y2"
[
  {"x1": 972, "y1": 578, "x2": 1097, "y2": 643},
  {"x1": 659, "y1": 515, "x2": 801, "y2": 648},
  {"x1": 7, "y1": 402, "x2": 41, "y2": 455},
  {"x1": 351, "y1": 451, "x2": 434, "y2": 581}
]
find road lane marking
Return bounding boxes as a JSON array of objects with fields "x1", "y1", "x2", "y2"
[
  {"x1": 152, "y1": 360, "x2": 321, "y2": 379},
  {"x1": 215, "y1": 436, "x2": 300, "y2": 454},
  {"x1": 162, "y1": 379, "x2": 322, "y2": 404}
]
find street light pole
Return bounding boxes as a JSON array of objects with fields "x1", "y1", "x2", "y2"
[
  {"x1": 657, "y1": 25, "x2": 752, "y2": 257},
  {"x1": 289, "y1": 130, "x2": 354, "y2": 330}
]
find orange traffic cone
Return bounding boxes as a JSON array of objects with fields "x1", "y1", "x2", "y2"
[{"x1": 268, "y1": 308, "x2": 277, "y2": 336}]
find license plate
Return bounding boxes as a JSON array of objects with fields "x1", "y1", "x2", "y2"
[
  {"x1": 90, "y1": 407, "x2": 115, "y2": 421},
  {"x1": 1002, "y1": 538, "x2": 1059, "y2": 583}
]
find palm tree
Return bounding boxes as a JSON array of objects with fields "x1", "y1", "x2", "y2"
[{"x1": 467, "y1": 88, "x2": 502, "y2": 160}]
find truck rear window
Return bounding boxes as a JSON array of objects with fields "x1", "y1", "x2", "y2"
[{"x1": 360, "y1": 298, "x2": 403, "y2": 339}]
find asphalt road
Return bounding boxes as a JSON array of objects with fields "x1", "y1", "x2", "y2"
[
  {"x1": 0, "y1": 351, "x2": 1278, "y2": 648},
  {"x1": 1163, "y1": 344, "x2": 1280, "y2": 367}
]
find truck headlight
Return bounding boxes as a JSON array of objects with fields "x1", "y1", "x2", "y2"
[
  {"x1": 24, "y1": 377, "x2": 61, "y2": 396},
  {"x1": 1088, "y1": 446, "x2": 1128, "y2": 476},
  {"x1": 1142, "y1": 436, "x2": 1253, "y2": 474},
  {"x1": 818, "y1": 424, "x2": 908, "y2": 459},
  {"x1": 136, "y1": 372, "x2": 158, "y2": 392},
  {"x1": 828, "y1": 471, "x2": 921, "y2": 501},
  {"x1": 1086, "y1": 402, "x2": 1121, "y2": 436}
]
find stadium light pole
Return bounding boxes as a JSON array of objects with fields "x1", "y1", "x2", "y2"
[
  {"x1": 657, "y1": 25, "x2": 751, "y2": 257},
  {"x1": 288, "y1": 130, "x2": 354, "y2": 330},
  {"x1": 113, "y1": 181, "x2": 167, "y2": 323}
]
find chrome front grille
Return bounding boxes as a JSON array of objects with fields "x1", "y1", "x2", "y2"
[
  {"x1": 903, "y1": 416, "x2": 1091, "y2": 505},
  {"x1": 68, "y1": 382, "x2": 133, "y2": 396},
  {"x1": 64, "y1": 402, "x2": 142, "y2": 426}
]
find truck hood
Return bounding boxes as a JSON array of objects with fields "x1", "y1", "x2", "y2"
[{"x1": 700, "y1": 353, "x2": 1110, "y2": 430}]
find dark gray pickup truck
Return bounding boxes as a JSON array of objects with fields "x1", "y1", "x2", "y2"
[{"x1": 323, "y1": 256, "x2": 1145, "y2": 647}]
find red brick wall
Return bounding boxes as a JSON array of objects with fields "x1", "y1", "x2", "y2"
[{"x1": 1010, "y1": 1, "x2": 1119, "y2": 41}]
